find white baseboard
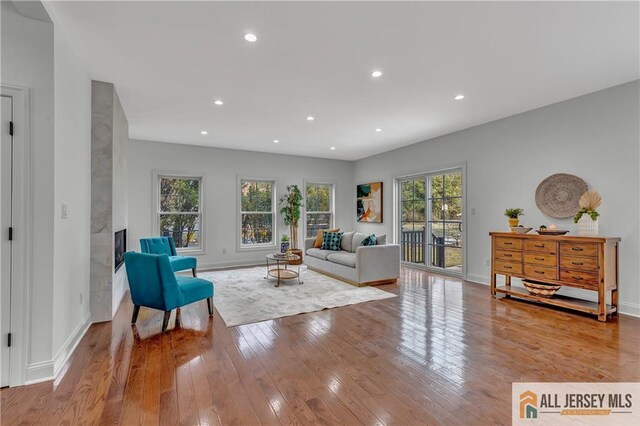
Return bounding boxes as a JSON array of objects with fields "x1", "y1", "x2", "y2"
[
  {"x1": 198, "y1": 260, "x2": 264, "y2": 271},
  {"x1": 464, "y1": 273, "x2": 639, "y2": 318},
  {"x1": 25, "y1": 311, "x2": 92, "y2": 385}
]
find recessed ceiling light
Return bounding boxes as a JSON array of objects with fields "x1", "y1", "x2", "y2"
[
  {"x1": 244, "y1": 33, "x2": 257, "y2": 42},
  {"x1": 200, "y1": 131, "x2": 208, "y2": 135},
  {"x1": 330, "y1": 146, "x2": 336, "y2": 150},
  {"x1": 454, "y1": 94, "x2": 465, "y2": 100},
  {"x1": 371, "y1": 70, "x2": 383, "y2": 78},
  {"x1": 306, "y1": 116, "x2": 315, "y2": 121},
  {"x1": 214, "y1": 100, "x2": 223, "y2": 106},
  {"x1": 375, "y1": 128, "x2": 382, "y2": 132},
  {"x1": 273, "y1": 139, "x2": 279, "y2": 144}
]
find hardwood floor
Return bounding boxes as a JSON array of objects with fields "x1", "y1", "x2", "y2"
[{"x1": 2, "y1": 266, "x2": 639, "y2": 425}]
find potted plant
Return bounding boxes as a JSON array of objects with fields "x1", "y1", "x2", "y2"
[
  {"x1": 280, "y1": 234, "x2": 290, "y2": 253},
  {"x1": 574, "y1": 190, "x2": 601, "y2": 236},
  {"x1": 279, "y1": 185, "x2": 304, "y2": 250},
  {"x1": 504, "y1": 208, "x2": 524, "y2": 228}
]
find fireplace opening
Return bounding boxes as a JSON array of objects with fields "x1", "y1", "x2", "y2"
[{"x1": 115, "y1": 229, "x2": 127, "y2": 272}]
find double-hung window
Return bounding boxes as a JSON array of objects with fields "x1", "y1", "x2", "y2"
[
  {"x1": 305, "y1": 183, "x2": 334, "y2": 237},
  {"x1": 240, "y1": 179, "x2": 275, "y2": 248},
  {"x1": 158, "y1": 175, "x2": 202, "y2": 251}
]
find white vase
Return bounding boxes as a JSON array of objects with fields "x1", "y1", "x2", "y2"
[{"x1": 577, "y1": 215, "x2": 598, "y2": 236}]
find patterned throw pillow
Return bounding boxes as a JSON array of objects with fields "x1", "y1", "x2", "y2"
[
  {"x1": 361, "y1": 234, "x2": 377, "y2": 246},
  {"x1": 321, "y1": 231, "x2": 344, "y2": 251}
]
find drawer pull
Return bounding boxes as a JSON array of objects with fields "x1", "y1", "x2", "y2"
[
  {"x1": 504, "y1": 265, "x2": 512, "y2": 269},
  {"x1": 535, "y1": 244, "x2": 545, "y2": 248},
  {"x1": 535, "y1": 257, "x2": 545, "y2": 261},
  {"x1": 572, "y1": 276, "x2": 583, "y2": 280},
  {"x1": 572, "y1": 261, "x2": 583, "y2": 266},
  {"x1": 535, "y1": 270, "x2": 545, "y2": 274},
  {"x1": 504, "y1": 242, "x2": 513, "y2": 245},
  {"x1": 572, "y1": 247, "x2": 583, "y2": 252},
  {"x1": 504, "y1": 254, "x2": 512, "y2": 257}
]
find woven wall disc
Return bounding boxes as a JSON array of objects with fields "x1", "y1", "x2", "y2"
[{"x1": 535, "y1": 173, "x2": 587, "y2": 219}]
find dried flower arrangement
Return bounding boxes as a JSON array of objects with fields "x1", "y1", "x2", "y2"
[{"x1": 574, "y1": 190, "x2": 602, "y2": 223}]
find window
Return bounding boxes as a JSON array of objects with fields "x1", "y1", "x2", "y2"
[
  {"x1": 305, "y1": 183, "x2": 333, "y2": 237},
  {"x1": 240, "y1": 179, "x2": 275, "y2": 247},
  {"x1": 158, "y1": 176, "x2": 202, "y2": 251}
]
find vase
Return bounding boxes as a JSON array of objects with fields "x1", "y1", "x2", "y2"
[
  {"x1": 577, "y1": 215, "x2": 598, "y2": 236},
  {"x1": 508, "y1": 218, "x2": 519, "y2": 228},
  {"x1": 280, "y1": 241, "x2": 290, "y2": 253}
]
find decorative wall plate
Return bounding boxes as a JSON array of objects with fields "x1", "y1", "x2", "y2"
[{"x1": 535, "y1": 173, "x2": 587, "y2": 218}]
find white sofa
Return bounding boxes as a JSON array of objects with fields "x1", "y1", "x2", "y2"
[{"x1": 304, "y1": 231, "x2": 400, "y2": 286}]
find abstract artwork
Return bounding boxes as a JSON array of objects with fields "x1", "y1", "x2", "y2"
[{"x1": 357, "y1": 182, "x2": 383, "y2": 223}]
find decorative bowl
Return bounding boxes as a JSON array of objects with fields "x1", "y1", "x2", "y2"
[
  {"x1": 511, "y1": 227, "x2": 532, "y2": 234},
  {"x1": 536, "y1": 229, "x2": 569, "y2": 236},
  {"x1": 523, "y1": 280, "x2": 561, "y2": 298}
]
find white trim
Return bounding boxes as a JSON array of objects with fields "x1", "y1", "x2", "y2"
[
  {"x1": 236, "y1": 176, "x2": 277, "y2": 252},
  {"x1": 52, "y1": 311, "x2": 91, "y2": 378},
  {"x1": 151, "y1": 170, "x2": 205, "y2": 255},
  {"x1": 198, "y1": 260, "x2": 265, "y2": 271},
  {"x1": 25, "y1": 361, "x2": 54, "y2": 385},
  {"x1": 1, "y1": 86, "x2": 32, "y2": 387},
  {"x1": 303, "y1": 179, "x2": 336, "y2": 240}
]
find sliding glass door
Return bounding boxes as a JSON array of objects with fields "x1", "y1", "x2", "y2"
[{"x1": 398, "y1": 169, "x2": 463, "y2": 274}]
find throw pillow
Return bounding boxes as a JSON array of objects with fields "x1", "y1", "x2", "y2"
[
  {"x1": 321, "y1": 231, "x2": 344, "y2": 251},
  {"x1": 351, "y1": 232, "x2": 370, "y2": 251},
  {"x1": 361, "y1": 234, "x2": 377, "y2": 246},
  {"x1": 314, "y1": 228, "x2": 340, "y2": 248},
  {"x1": 376, "y1": 234, "x2": 387, "y2": 245},
  {"x1": 341, "y1": 231, "x2": 355, "y2": 252}
]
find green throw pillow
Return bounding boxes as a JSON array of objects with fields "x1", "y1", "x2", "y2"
[
  {"x1": 321, "y1": 231, "x2": 343, "y2": 251},
  {"x1": 361, "y1": 234, "x2": 377, "y2": 246}
]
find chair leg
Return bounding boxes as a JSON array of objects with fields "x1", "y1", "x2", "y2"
[
  {"x1": 192, "y1": 267, "x2": 197, "y2": 277},
  {"x1": 207, "y1": 297, "x2": 213, "y2": 316},
  {"x1": 161, "y1": 311, "x2": 171, "y2": 332},
  {"x1": 131, "y1": 305, "x2": 140, "y2": 324}
]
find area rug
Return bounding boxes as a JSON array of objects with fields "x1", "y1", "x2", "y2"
[{"x1": 200, "y1": 266, "x2": 396, "y2": 327}]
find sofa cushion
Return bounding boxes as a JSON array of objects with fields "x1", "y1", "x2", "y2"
[
  {"x1": 376, "y1": 234, "x2": 387, "y2": 245},
  {"x1": 341, "y1": 231, "x2": 355, "y2": 252},
  {"x1": 326, "y1": 251, "x2": 356, "y2": 268},
  {"x1": 321, "y1": 231, "x2": 343, "y2": 251},
  {"x1": 361, "y1": 234, "x2": 377, "y2": 246},
  {"x1": 314, "y1": 228, "x2": 340, "y2": 248},
  {"x1": 351, "y1": 232, "x2": 370, "y2": 251},
  {"x1": 306, "y1": 248, "x2": 334, "y2": 260}
]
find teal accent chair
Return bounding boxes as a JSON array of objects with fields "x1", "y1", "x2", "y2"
[
  {"x1": 140, "y1": 236, "x2": 197, "y2": 277},
  {"x1": 124, "y1": 252, "x2": 214, "y2": 332}
]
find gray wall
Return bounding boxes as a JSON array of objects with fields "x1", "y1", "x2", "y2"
[
  {"x1": 353, "y1": 80, "x2": 640, "y2": 315},
  {"x1": 127, "y1": 140, "x2": 354, "y2": 268}
]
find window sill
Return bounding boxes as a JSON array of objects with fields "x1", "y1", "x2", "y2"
[
  {"x1": 176, "y1": 249, "x2": 205, "y2": 256},
  {"x1": 237, "y1": 243, "x2": 277, "y2": 252}
]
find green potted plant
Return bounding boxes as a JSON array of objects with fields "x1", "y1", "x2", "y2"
[
  {"x1": 279, "y1": 185, "x2": 303, "y2": 250},
  {"x1": 504, "y1": 208, "x2": 524, "y2": 228},
  {"x1": 280, "y1": 234, "x2": 290, "y2": 253},
  {"x1": 574, "y1": 190, "x2": 601, "y2": 236}
]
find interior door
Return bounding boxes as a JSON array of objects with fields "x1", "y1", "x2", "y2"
[{"x1": 1, "y1": 95, "x2": 12, "y2": 387}]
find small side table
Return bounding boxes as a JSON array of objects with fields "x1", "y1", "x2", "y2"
[{"x1": 265, "y1": 253, "x2": 303, "y2": 287}]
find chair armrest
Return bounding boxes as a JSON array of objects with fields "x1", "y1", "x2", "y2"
[
  {"x1": 355, "y1": 244, "x2": 401, "y2": 283},
  {"x1": 305, "y1": 238, "x2": 316, "y2": 251}
]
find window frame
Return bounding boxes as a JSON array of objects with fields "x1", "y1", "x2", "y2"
[
  {"x1": 152, "y1": 170, "x2": 205, "y2": 254},
  {"x1": 303, "y1": 180, "x2": 335, "y2": 239},
  {"x1": 237, "y1": 176, "x2": 277, "y2": 251}
]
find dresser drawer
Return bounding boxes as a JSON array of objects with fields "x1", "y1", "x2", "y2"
[
  {"x1": 524, "y1": 264, "x2": 557, "y2": 281},
  {"x1": 495, "y1": 250, "x2": 522, "y2": 262},
  {"x1": 524, "y1": 240, "x2": 558, "y2": 254},
  {"x1": 494, "y1": 260, "x2": 522, "y2": 275},
  {"x1": 560, "y1": 242, "x2": 598, "y2": 258},
  {"x1": 560, "y1": 269, "x2": 598, "y2": 289},
  {"x1": 559, "y1": 255, "x2": 598, "y2": 272},
  {"x1": 524, "y1": 253, "x2": 557, "y2": 267},
  {"x1": 495, "y1": 237, "x2": 522, "y2": 251}
]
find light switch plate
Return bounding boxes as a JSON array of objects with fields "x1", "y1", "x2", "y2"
[{"x1": 61, "y1": 203, "x2": 68, "y2": 219}]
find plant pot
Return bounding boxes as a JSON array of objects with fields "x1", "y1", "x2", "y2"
[
  {"x1": 508, "y1": 218, "x2": 519, "y2": 228},
  {"x1": 577, "y1": 215, "x2": 598, "y2": 236},
  {"x1": 280, "y1": 241, "x2": 290, "y2": 253}
]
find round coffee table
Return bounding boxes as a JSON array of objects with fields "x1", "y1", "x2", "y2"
[{"x1": 265, "y1": 253, "x2": 303, "y2": 287}]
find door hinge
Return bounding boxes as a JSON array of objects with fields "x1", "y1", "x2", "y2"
[
  {"x1": 9, "y1": 121, "x2": 13, "y2": 136},
  {"x1": 8, "y1": 227, "x2": 13, "y2": 241},
  {"x1": 7, "y1": 333, "x2": 11, "y2": 348}
]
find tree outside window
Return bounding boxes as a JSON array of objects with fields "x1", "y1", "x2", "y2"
[
  {"x1": 240, "y1": 180, "x2": 274, "y2": 246},
  {"x1": 159, "y1": 176, "x2": 202, "y2": 250},
  {"x1": 306, "y1": 183, "x2": 333, "y2": 237}
]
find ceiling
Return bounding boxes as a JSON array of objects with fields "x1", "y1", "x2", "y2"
[{"x1": 48, "y1": 1, "x2": 639, "y2": 161}]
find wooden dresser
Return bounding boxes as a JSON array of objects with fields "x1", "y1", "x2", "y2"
[{"x1": 489, "y1": 232, "x2": 620, "y2": 321}]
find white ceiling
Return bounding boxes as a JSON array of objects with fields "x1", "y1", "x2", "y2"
[{"x1": 49, "y1": 1, "x2": 639, "y2": 161}]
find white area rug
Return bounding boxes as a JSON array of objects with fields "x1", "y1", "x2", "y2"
[{"x1": 200, "y1": 266, "x2": 396, "y2": 327}]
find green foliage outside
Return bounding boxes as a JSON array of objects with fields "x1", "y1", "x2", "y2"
[
  {"x1": 306, "y1": 184, "x2": 332, "y2": 237},
  {"x1": 159, "y1": 178, "x2": 200, "y2": 248},
  {"x1": 241, "y1": 181, "x2": 274, "y2": 244}
]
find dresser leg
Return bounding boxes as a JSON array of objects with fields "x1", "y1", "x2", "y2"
[
  {"x1": 490, "y1": 273, "x2": 496, "y2": 297},
  {"x1": 612, "y1": 288, "x2": 619, "y2": 316},
  {"x1": 598, "y1": 286, "x2": 606, "y2": 322}
]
